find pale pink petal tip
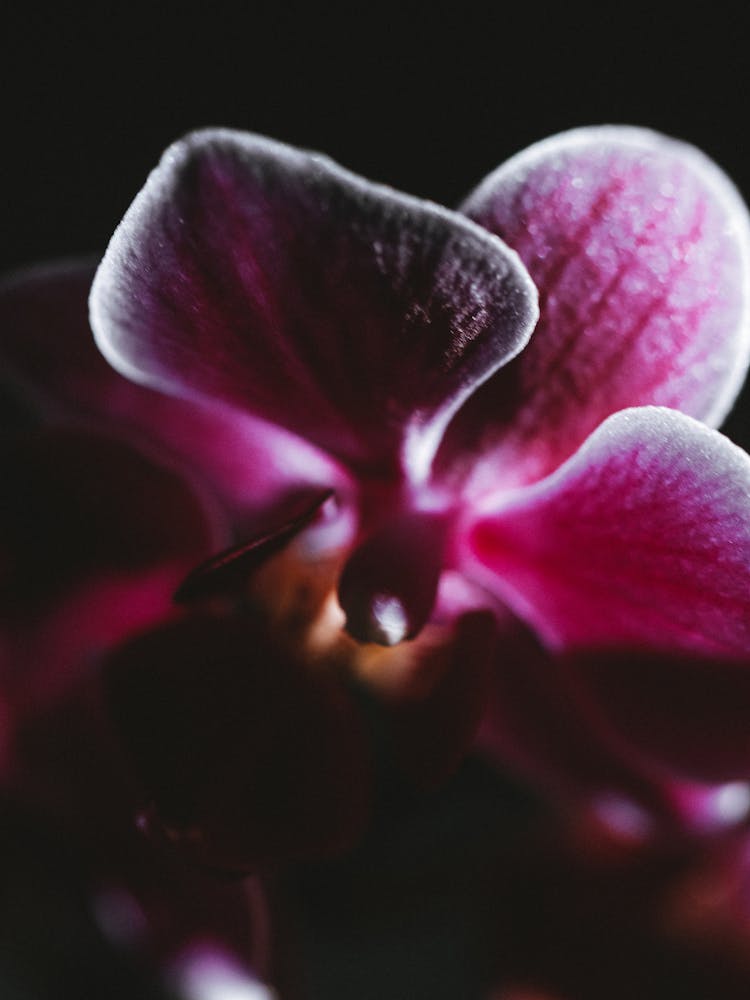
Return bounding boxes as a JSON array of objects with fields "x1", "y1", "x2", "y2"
[
  {"x1": 465, "y1": 406, "x2": 750, "y2": 657},
  {"x1": 457, "y1": 126, "x2": 750, "y2": 489},
  {"x1": 169, "y1": 947, "x2": 274, "y2": 1000}
]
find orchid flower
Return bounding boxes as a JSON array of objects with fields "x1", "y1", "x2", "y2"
[
  {"x1": 84, "y1": 126, "x2": 750, "y2": 820},
  {"x1": 89, "y1": 125, "x2": 750, "y2": 656},
  {"x1": 5, "y1": 124, "x2": 750, "y2": 883}
]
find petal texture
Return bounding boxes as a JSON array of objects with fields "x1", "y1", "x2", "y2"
[
  {"x1": 465, "y1": 407, "x2": 750, "y2": 656},
  {"x1": 90, "y1": 129, "x2": 538, "y2": 478},
  {"x1": 447, "y1": 126, "x2": 750, "y2": 490}
]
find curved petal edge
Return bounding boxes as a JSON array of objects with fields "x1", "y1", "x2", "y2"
[
  {"x1": 452, "y1": 125, "x2": 750, "y2": 490},
  {"x1": 464, "y1": 406, "x2": 750, "y2": 657},
  {"x1": 90, "y1": 128, "x2": 538, "y2": 479}
]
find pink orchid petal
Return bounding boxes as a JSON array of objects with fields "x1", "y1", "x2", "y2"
[
  {"x1": 465, "y1": 407, "x2": 750, "y2": 657},
  {"x1": 169, "y1": 948, "x2": 273, "y2": 1000},
  {"x1": 0, "y1": 260, "x2": 350, "y2": 533},
  {"x1": 446, "y1": 126, "x2": 750, "y2": 490},
  {"x1": 90, "y1": 129, "x2": 538, "y2": 479}
]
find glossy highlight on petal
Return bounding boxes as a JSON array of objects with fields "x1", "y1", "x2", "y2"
[
  {"x1": 465, "y1": 407, "x2": 750, "y2": 657},
  {"x1": 448, "y1": 126, "x2": 750, "y2": 490},
  {"x1": 90, "y1": 129, "x2": 538, "y2": 478}
]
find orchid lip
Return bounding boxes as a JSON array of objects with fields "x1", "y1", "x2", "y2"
[
  {"x1": 174, "y1": 489, "x2": 334, "y2": 604},
  {"x1": 338, "y1": 508, "x2": 451, "y2": 646}
]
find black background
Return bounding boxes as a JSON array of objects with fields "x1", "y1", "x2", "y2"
[{"x1": 4, "y1": 7, "x2": 749, "y2": 274}]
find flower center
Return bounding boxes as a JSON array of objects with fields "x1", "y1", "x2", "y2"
[
  {"x1": 174, "y1": 486, "x2": 462, "y2": 695},
  {"x1": 337, "y1": 508, "x2": 451, "y2": 646}
]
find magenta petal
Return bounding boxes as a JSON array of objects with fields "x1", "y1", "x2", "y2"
[
  {"x1": 90, "y1": 129, "x2": 538, "y2": 477},
  {"x1": 0, "y1": 261, "x2": 349, "y2": 531},
  {"x1": 465, "y1": 407, "x2": 750, "y2": 657},
  {"x1": 449, "y1": 126, "x2": 750, "y2": 489}
]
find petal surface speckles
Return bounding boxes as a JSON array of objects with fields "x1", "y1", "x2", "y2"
[
  {"x1": 447, "y1": 126, "x2": 750, "y2": 491},
  {"x1": 464, "y1": 407, "x2": 750, "y2": 657},
  {"x1": 90, "y1": 129, "x2": 537, "y2": 479}
]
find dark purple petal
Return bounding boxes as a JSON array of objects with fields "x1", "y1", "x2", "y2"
[
  {"x1": 9, "y1": 681, "x2": 268, "y2": 978},
  {"x1": 570, "y1": 650, "x2": 750, "y2": 784},
  {"x1": 90, "y1": 129, "x2": 538, "y2": 479},
  {"x1": 0, "y1": 430, "x2": 214, "y2": 603},
  {"x1": 442, "y1": 126, "x2": 750, "y2": 491},
  {"x1": 104, "y1": 614, "x2": 372, "y2": 872},
  {"x1": 0, "y1": 260, "x2": 348, "y2": 532},
  {"x1": 464, "y1": 407, "x2": 750, "y2": 657},
  {"x1": 477, "y1": 616, "x2": 677, "y2": 829}
]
